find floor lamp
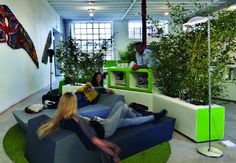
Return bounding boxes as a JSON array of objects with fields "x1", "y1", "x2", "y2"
[
  {"x1": 48, "y1": 49, "x2": 54, "y2": 92},
  {"x1": 184, "y1": 16, "x2": 223, "y2": 158}
]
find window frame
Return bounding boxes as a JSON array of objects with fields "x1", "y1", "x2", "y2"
[{"x1": 72, "y1": 21, "x2": 113, "y2": 60}]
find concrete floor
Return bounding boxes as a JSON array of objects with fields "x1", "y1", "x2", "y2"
[{"x1": 0, "y1": 82, "x2": 236, "y2": 163}]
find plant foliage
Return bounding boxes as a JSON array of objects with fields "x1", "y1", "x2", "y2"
[
  {"x1": 56, "y1": 37, "x2": 106, "y2": 84},
  {"x1": 152, "y1": 1, "x2": 236, "y2": 104},
  {"x1": 118, "y1": 42, "x2": 136, "y2": 63}
]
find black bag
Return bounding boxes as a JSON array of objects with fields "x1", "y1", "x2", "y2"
[
  {"x1": 90, "y1": 120, "x2": 105, "y2": 139},
  {"x1": 42, "y1": 91, "x2": 60, "y2": 109},
  {"x1": 128, "y1": 102, "x2": 148, "y2": 113}
]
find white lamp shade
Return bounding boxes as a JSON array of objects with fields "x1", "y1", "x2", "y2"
[
  {"x1": 227, "y1": 4, "x2": 236, "y2": 11},
  {"x1": 184, "y1": 16, "x2": 212, "y2": 26}
]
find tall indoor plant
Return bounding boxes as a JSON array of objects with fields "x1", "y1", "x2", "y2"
[
  {"x1": 56, "y1": 37, "x2": 80, "y2": 84},
  {"x1": 118, "y1": 42, "x2": 136, "y2": 63},
  {"x1": 56, "y1": 37, "x2": 106, "y2": 84},
  {"x1": 152, "y1": 1, "x2": 236, "y2": 104}
]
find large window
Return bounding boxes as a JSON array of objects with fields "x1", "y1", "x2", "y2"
[
  {"x1": 128, "y1": 21, "x2": 142, "y2": 39},
  {"x1": 72, "y1": 22, "x2": 113, "y2": 60},
  {"x1": 128, "y1": 20, "x2": 169, "y2": 39}
]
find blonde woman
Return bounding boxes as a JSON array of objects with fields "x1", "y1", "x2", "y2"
[{"x1": 37, "y1": 92, "x2": 167, "y2": 163}]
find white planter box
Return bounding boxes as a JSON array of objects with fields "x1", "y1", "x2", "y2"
[{"x1": 112, "y1": 89, "x2": 225, "y2": 142}]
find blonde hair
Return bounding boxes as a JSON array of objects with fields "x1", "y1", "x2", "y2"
[{"x1": 37, "y1": 92, "x2": 78, "y2": 138}]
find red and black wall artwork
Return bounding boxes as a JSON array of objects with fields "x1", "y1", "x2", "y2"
[
  {"x1": 0, "y1": 5, "x2": 39, "y2": 68},
  {"x1": 42, "y1": 31, "x2": 52, "y2": 64}
]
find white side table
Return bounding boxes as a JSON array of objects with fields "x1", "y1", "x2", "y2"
[{"x1": 62, "y1": 84, "x2": 84, "y2": 94}]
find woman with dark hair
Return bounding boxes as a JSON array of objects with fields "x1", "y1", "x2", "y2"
[{"x1": 91, "y1": 72, "x2": 114, "y2": 94}]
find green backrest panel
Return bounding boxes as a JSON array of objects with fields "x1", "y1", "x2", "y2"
[{"x1": 104, "y1": 60, "x2": 117, "y2": 67}]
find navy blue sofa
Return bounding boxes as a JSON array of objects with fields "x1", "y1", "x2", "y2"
[
  {"x1": 25, "y1": 115, "x2": 175, "y2": 163},
  {"x1": 13, "y1": 94, "x2": 125, "y2": 130}
]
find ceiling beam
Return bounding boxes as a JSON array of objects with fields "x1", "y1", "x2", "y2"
[{"x1": 121, "y1": 0, "x2": 137, "y2": 21}]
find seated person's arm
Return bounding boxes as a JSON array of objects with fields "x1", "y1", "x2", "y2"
[
  {"x1": 105, "y1": 88, "x2": 115, "y2": 94},
  {"x1": 75, "y1": 117, "x2": 120, "y2": 161},
  {"x1": 94, "y1": 87, "x2": 115, "y2": 94},
  {"x1": 92, "y1": 137, "x2": 121, "y2": 162},
  {"x1": 132, "y1": 64, "x2": 148, "y2": 70}
]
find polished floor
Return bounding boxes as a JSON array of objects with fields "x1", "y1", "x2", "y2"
[{"x1": 0, "y1": 82, "x2": 236, "y2": 163}]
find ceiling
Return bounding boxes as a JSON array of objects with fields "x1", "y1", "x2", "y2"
[{"x1": 46, "y1": 0, "x2": 236, "y2": 21}]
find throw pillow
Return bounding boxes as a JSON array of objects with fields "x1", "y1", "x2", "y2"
[{"x1": 76, "y1": 82, "x2": 99, "y2": 102}]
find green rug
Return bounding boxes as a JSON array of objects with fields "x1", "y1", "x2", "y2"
[{"x1": 3, "y1": 124, "x2": 171, "y2": 163}]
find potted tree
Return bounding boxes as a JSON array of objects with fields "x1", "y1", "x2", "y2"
[
  {"x1": 148, "y1": 1, "x2": 236, "y2": 142},
  {"x1": 56, "y1": 37, "x2": 106, "y2": 85},
  {"x1": 151, "y1": 2, "x2": 236, "y2": 104}
]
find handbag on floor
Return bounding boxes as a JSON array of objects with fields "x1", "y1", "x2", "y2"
[
  {"x1": 25, "y1": 104, "x2": 45, "y2": 114},
  {"x1": 42, "y1": 91, "x2": 60, "y2": 109}
]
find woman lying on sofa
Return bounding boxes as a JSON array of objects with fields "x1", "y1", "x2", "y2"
[{"x1": 37, "y1": 92, "x2": 167, "y2": 163}]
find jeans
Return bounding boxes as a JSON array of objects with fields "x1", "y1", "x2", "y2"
[{"x1": 96, "y1": 101, "x2": 154, "y2": 138}]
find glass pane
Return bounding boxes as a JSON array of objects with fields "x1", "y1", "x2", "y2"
[
  {"x1": 94, "y1": 28, "x2": 99, "y2": 34},
  {"x1": 129, "y1": 29, "x2": 134, "y2": 34},
  {"x1": 133, "y1": 22, "x2": 141, "y2": 28},
  {"x1": 87, "y1": 35, "x2": 93, "y2": 39},
  {"x1": 100, "y1": 28, "x2": 105, "y2": 34},
  {"x1": 93, "y1": 23, "x2": 99, "y2": 28},
  {"x1": 82, "y1": 41, "x2": 87, "y2": 46},
  {"x1": 135, "y1": 28, "x2": 141, "y2": 34},
  {"x1": 106, "y1": 29, "x2": 111, "y2": 34},
  {"x1": 75, "y1": 29, "x2": 80, "y2": 34},
  {"x1": 81, "y1": 35, "x2": 87, "y2": 39},
  {"x1": 129, "y1": 33, "x2": 134, "y2": 38},
  {"x1": 129, "y1": 22, "x2": 134, "y2": 28},
  {"x1": 81, "y1": 29, "x2": 86, "y2": 34},
  {"x1": 105, "y1": 23, "x2": 111, "y2": 29},
  {"x1": 87, "y1": 23, "x2": 92, "y2": 28},
  {"x1": 82, "y1": 46, "x2": 87, "y2": 51},
  {"x1": 105, "y1": 34, "x2": 110, "y2": 39},
  {"x1": 100, "y1": 23, "x2": 105, "y2": 28},
  {"x1": 74, "y1": 23, "x2": 80, "y2": 28},
  {"x1": 94, "y1": 39, "x2": 99, "y2": 44},
  {"x1": 87, "y1": 28, "x2": 92, "y2": 34},
  {"x1": 74, "y1": 35, "x2": 81, "y2": 40},
  {"x1": 100, "y1": 34, "x2": 105, "y2": 39},
  {"x1": 81, "y1": 23, "x2": 86, "y2": 28},
  {"x1": 135, "y1": 33, "x2": 141, "y2": 39},
  {"x1": 93, "y1": 35, "x2": 99, "y2": 39}
]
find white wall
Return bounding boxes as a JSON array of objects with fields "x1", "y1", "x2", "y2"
[
  {"x1": 0, "y1": 0, "x2": 61, "y2": 113},
  {"x1": 113, "y1": 21, "x2": 131, "y2": 52}
]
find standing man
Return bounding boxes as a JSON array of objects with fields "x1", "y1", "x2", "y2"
[{"x1": 132, "y1": 42, "x2": 152, "y2": 70}]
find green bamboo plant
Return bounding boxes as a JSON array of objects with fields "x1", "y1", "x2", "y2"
[
  {"x1": 151, "y1": 1, "x2": 236, "y2": 104},
  {"x1": 56, "y1": 37, "x2": 106, "y2": 84}
]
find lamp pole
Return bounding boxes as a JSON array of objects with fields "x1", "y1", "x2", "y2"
[
  {"x1": 184, "y1": 15, "x2": 223, "y2": 158},
  {"x1": 207, "y1": 15, "x2": 212, "y2": 151},
  {"x1": 141, "y1": 0, "x2": 147, "y2": 47}
]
